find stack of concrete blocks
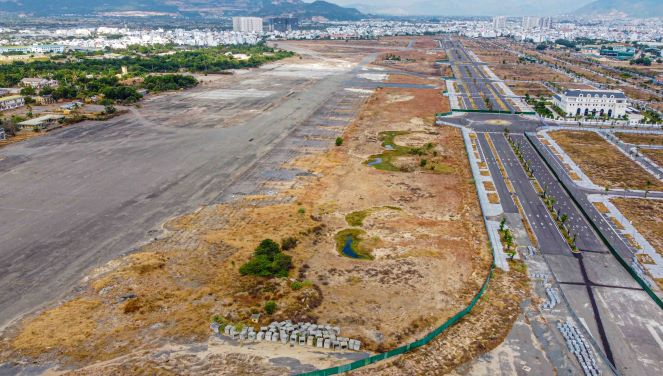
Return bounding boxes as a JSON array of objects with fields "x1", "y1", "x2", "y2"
[
  {"x1": 223, "y1": 325, "x2": 257, "y2": 341},
  {"x1": 251, "y1": 321, "x2": 361, "y2": 351},
  {"x1": 557, "y1": 320, "x2": 600, "y2": 376},
  {"x1": 530, "y1": 272, "x2": 549, "y2": 284},
  {"x1": 542, "y1": 287, "x2": 560, "y2": 309}
]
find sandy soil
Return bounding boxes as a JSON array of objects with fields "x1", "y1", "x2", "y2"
[{"x1": 550, "y1": 130, "x2": 663, "y2": 190}]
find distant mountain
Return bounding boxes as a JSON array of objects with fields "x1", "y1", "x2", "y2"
[
  {"x1": 576, "y1": 0, "x2": 663, "y2": 18},
  {"x1": 0, "y1": 0, "x2": 365, "y2": 20}
]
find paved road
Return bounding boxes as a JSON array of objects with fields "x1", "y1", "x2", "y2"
[
  {"x1": 486, "y1": 129, "x2": 663, "y2": 375},
  {"x1": 441, "y1": 37, "x2": 515, "y2": 112},
  {"x1": 0, "y1": 58, "x2": 365, "y2": 329},
  {"x1": 475, "y1": 134, "x2": 518, "y2": 214}
]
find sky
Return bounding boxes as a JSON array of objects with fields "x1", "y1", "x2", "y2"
[{"x1": 325, "y1": 0, "x2": 597, "y2": 16}]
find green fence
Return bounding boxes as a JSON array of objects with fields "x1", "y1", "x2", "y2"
[
  {"x1": 297, "y1": 262, "x2": 495, "y2": 376},
  {"x1": 524, "y1": 133, "x2": 663, "y2": 310}
]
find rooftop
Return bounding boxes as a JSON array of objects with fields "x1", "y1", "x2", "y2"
[
  {"x1": 17, "y1": 114, "x2": 64, "y2": 126},
  {"x1": 0, "y1": 95, "x2": 24, "y2": 101},
  {"x1": 562, "y1": 89, "x2": 626, "y2": 99}
]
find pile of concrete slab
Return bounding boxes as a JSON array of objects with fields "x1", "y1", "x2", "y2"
[
  {"x1": 213, "y1": 319, "x2": 362, "y2": 351},
  {"x1": 257, "y1": 321, "x2": 361, "y2": 351},
  {"x1": 530, "y1": 272, "x2": 549, "y2": 283},
  {"x1": 557, "y1": 320, "x2": 600, "y2": 376},
  {"x1": 542, "y1": 287, "x2": 560, "y2": 309}
]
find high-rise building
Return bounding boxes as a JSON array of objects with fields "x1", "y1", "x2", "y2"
[
  {"x1": 522, "y1": 16, "x2": 540, "y2": 30},
  {"x1": 492, "y1": 16, "x2": 507, "y2": 30},
  {"x1": 539, "y1": 17, "x2": 553, "y2": 30},
  {"x1": 268, "y1": 17, "x2": 299, "y2": 32},
  {"x1": 232, "y1": 17, "x2": 263, "y2": 33}
]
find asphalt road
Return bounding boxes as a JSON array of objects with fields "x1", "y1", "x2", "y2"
[
  {"x1": 487, "y1": 130, "x2": 663, "y2": 375},
  {"x1": 0, "y1": 58, "x2": 364, "y2": 329},
  {"x1": 442, "y1": 37, "x2": 515, "y2": 112},
  {"x1": 475, "y1": 133, "x2": 518, "y2": 214}
]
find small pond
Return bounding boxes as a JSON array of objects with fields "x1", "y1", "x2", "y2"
[
  {"x1": 342, "y1": 235, "x2": 360, "y2": 258},
  {"x1": 367, "y1": 157, "x2": 383, "y2": 166}
]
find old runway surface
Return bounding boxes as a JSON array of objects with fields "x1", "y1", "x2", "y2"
[{"x1": 0, "y1": 56, "x2": 368, "y2": 328}]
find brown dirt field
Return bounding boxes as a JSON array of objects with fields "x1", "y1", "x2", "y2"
[
  {"x1": 0, "y1": 129, "x2": 43, "y2": 148},
  {"x1": 387, "y1": 74, "x2": 441, "y2": 88},
  {"x1": 642, "y1": 149, "x2": 663, "y2": 168},
  {"x1": 353, "y1": 262, "x2": 529, "y2": 376},
  {"x1": 374, "y1": 50, "x2": 449, "y2": 77},
  {"x1": 617, "y1": 133, "x2": 663, "y2": 146},
  {"x1": 559, "y1": 82, "x2": 597, "y2": 90},
  {"x1": 507, "y1": 82, "x2": 552, "y2": 97},
  {"x1": 491, "y1": 63, "x2": 572, "y2": 82},
  {"x1": 611, "y1": 198, "x2": 663, "y2": 261},
  {"x1": 550, "y1": 130, "x2": 663, "y2": 190},
  {"x1": 0, "y1": 77, "x2": 494, "y2": 373}
]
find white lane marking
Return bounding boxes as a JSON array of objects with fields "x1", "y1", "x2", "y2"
[{"x1": 646, "y1": 324, "x2": 663, "y2": 350}]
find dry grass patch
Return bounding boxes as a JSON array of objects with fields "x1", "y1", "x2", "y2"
[
  {"x1": 550, "y1": 131, "x2": 663, "y2": 190},
  {"x1": 487, "y1": 193, "x2": 500, "y2": 204},
  {"x1": 616, "y1": 133, "x2": 663, "y2": 146},
  {"x1": 611, "y1": 198, "x2": 663, "y2": 259}
]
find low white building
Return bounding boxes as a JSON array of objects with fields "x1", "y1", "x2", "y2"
[
  {"x1": 0, "y1": 45, "x2": 65, "y2": 54},
  {"x1": 0, "y1": 95, "x2": 25, "y2": 111},
  {"x1": 553, "y1": 89, "x2": 627, "y2": 118},
  {"x1": 20, "y1": 77, "x2": 59, "y2": 89}
]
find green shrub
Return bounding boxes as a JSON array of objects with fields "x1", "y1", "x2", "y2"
[
  {"x1": 239, "y1": 239, "x2": 292, "y2": 278},
  {"x1": 335, "y1": 137, "x2": 343, "y2": 146},
  {"x1": 264, "y1": 300, "x2": 277, "y2": 314},
  {"x1": 291, "y1": 280, "x2": 304, "y2": 290}
]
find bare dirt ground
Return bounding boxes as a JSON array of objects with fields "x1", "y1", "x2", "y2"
[
  {"x1": 616, "y1": 133, "x2": 663, "y2": 146},
  {"x1": 611, "y1": 198, "x2": 663, "y2": 286},
  {"x1": 373, "y1": 50, "x2": 450, "y2": 77},
  {"x1": 550, "y1": 130, "x2": 663, "y2": 190},
  {"x1": 0, "y1": 38, "x2": 509, "y2": 375},
  {"x1": 642, "y1": 149, "x2": 663, "y2": 168},
  {"x1": 507, "y1": 82, "x2": 552, "y2": 97},
  {"x1": 386, "y1": 74, "x2": 441, "y2": 87}
]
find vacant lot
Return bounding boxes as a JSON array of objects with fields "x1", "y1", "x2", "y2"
[
  {"x1": 491, "y1": 63, "x2": 572, "y2": 83},
  {"x1": 507, "y1": 82, "x2": 552, "y2": 97},
  {"x1": 642, "y1": 149, "x2": 663, "y2": 168},
  {"x1": 611, "y1": 198, "x2": 663, "y2": 286},
  {"x1": 617, "y1": 133, "x2": 663, "y2": 146},
  {"x1": 386, "y1": 74, "x2": 442, "y2": 88},
  {"x1": 374, "y1": 50, "x2": 450, "y2": 77},
  {"x1": 550, "y1": 131, "x2": 663, "y2": 190}
]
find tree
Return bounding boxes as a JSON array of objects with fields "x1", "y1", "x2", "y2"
[
  {"x1": 560, "y1": 214, "x2": 568, "y2": 224},
  {"x1": 499, "y1": 218, "x2": 506, "y2": 232},
  {"x1": 20, "y1": 86, "x2": 36, "y2": 96},
  {"x1": 264, "y1": 300, "x2": 277, "y2": 314},
  {"x1": 335, "y1": 137, "x2": 343, "y2": 146}
]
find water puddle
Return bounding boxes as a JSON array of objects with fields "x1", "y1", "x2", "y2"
[
  {"x1": 367, "y1": 157, "x2": 382, "y2": 166},
  {"x1": 342, "y1": 236, "x2": 360, "y2": 258}
]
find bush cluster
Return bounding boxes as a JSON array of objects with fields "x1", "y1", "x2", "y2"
[{"x1": 239, "y1": 239, "x2": 292, "y2": 278}]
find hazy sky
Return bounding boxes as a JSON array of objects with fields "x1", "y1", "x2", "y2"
[{"x1": 325, "y1": 0, "x2": 596, "y2": 16}]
